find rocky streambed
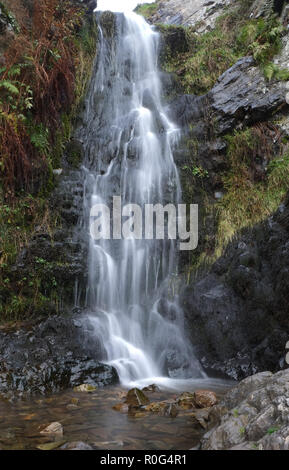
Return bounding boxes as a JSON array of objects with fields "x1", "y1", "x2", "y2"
[
  {"x1": 0, "y1": 365, "x2": 288, "y2": 451},
  {"x1": 0, "y1": 384, "x2": 225, "y2": 451}
]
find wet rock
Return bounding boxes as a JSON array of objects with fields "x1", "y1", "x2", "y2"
[
  {"x1": 171, "y1": 56, "x2": 288, "y2": 134},
  {"x1": 73, "y1": 384, "x2": 96, "y2": 392},
  {"x1": 125, "y1": 388, "x2": 150, "y2": 408},
  {"x1": 71, "y1": 397, "x2": 79, "y2": 405},
  {"x1": 176, "y1": 392, "x2": 195, "y2": 410},
  {"x1": 61, "y1": 441, "x2": 93, "y2": 450},
  {"x1": 37, "y1": 441, "x2": 66, "y2": 450},
  {"x1": 210, "y1": 56, "x2": 288, "y2": 134},
  {"x1": 145, "y1": 402, "x2": 168, "y2": 413},
  {"x1": 201, "y1": 369, "x2": 289, "y2": 450},
  {"x1": 194, "y1": 390, "x2": 218, "y2": 408},
  {"x1": 99, "y1": 11, "x2": 115, "y2": 38},
  {"x1": 145, "y1": 401, "x2": 179, "y2": 417},
  {"x1": 181, "y1": 195, "x2": 289, "y2": 379},
  {"x1": 142, "y1": 384, "x2": 160, "y2": 393},
  {"x1": 40, "y1": 422, "x2": 63, "y2": 437},
  {"x1": 65, "y1": 139, "x2": 84, "y2": 168},
  {"x1": 0, "y1": 315, "x2": 118, "y2": 397},
  {"x1": 191, "y1": 408, "x2": 211, "y2": 429},
  {"x1": 85, "y1": 1, "x2": 97, "y2": 15},
  {"x1": 163, "y1": 403, "x2": 179, "y2": 418},
  {"x1": 92, "y1": 440, "x2": 124, "y2": 449}
]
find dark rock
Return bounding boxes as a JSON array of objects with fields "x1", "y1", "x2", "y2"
[
  {"x1": 171, "y1": 56, "x2": 288, "y2": 134},
  {"x1": 0, "y1": 315, "x2": 118, "y2": 397},
  {"x1": 65, "y1": 139, "x2": 84, "y2": 168},
  {"x1": 210, "y1": 56, "x2": 288, "y2": 134},
  {"x1": 180, "y1": 196, "x2": 289, "y2": 380}
]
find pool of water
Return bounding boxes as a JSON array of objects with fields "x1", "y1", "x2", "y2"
[{"x1": 0, "y1": 380, "x2": 233, "y2": 450}]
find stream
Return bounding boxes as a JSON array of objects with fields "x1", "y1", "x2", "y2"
[{"x1": 0, "y1": 381, "x2": 232, "y2": 450}]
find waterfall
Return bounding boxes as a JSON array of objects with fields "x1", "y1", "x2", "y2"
[{"x1": 76, "y1": 9, "x2": 205, "y2": 388}]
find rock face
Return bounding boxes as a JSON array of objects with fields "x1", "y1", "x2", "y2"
[
  {"x1": 202, "y1": 370, "x2": 289, "y2": 450},
  {"x1": 180, "y1": 193, "x2": 289, "y2": 380},
  {"x1": 148, "y1": 0, "x2": 234, "y2": 32},
  {"x1": 0, "y1": 315, "x2": 118, "y2": 396},
  {"x1": 149, "y1": 0, "x2": 288, "y2": 29},
  {"x1": 170, "y1": 56, "x2": 288, "y2": 134}
]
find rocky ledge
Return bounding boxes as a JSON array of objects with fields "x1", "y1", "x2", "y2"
[
  {"x1": 201, "y1": 369, "x2": 289, "y2": 450},
  {"x1": 180, "y1": 192, "x2": 289, "y2": 380},
  {"x1": 147, "y1": 0, "x2": 235, "y2": 32},
  {"x1": 0, "y1": 315, "x2": 118, "y2": 398}
]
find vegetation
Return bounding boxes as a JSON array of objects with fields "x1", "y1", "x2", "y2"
[
  {"x1": 215, "y1": 126, "x2": 289, "y2": 251},
  {"x1": 160, "y1": 2, "x2": 288, "y2": 95},
  {"x1": 135, "y1": 2, "x2": 159, "y2": 18},
  {"x1": 0, "y1": 0, "x2": 96, "y2": 198},
  {"x1": 0, "y1": 0, "x2": 97, "y2": 321}
]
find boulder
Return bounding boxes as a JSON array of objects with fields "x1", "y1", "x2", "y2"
[
  {"x1": 171, "y1": 56, "x2": 288, "y2": 134},
  {"x1": 194, "y1": 390, "x2": 218, "y2": 408},
  {"x1": 201, "y1": 369, "x2": 289, "y2": 450},
  {"x1": 125, "y1": 388, "x2": 150, "y2": 408}
]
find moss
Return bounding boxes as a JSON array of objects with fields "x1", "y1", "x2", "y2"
[
  {"x1": 65, "y1": 139, "x2": 83, "y2": 168},
  {"x1": 100, "y1": 10, "x2": 116, "y2": 38},
  {"x1": 216, "y1": 126, "x2": 289, "y2": 256},
  {"x1": 181, "y1": 119, "x2": 289, "y2": 276},
  {"x1": 161, "y1": 4, "x2": 287, "y2": 95},
  {"x1": 134, "y1": 2, "x2": 159, "y2": 19}
]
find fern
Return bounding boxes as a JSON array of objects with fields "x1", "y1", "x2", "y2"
[
  {"x1": 29, "y1": 124, "x2": 50, "y2": 155},
  {"x1": 0, "y1": 80, "x2": 19, "y2": 95},
  {"x1": 263, "y1": 63, "x2": 289, "y2": 81}
]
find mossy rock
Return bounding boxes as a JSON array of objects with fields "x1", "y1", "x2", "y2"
[
  {"x1": 125, "y1": 388, "x2": 150, "y2": 407},
  {"x1": 0, "y1": 2, "x2": 19, "y2": 34},
  {"x1": 100, "y1": 11, "x2": 116, "y2": 38},
  {"x1": 65, "y1": 138, "x2": 84, "y2": 168}
]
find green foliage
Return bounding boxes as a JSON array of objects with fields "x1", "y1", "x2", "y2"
[
  {"x1": 216, "y1": 127, "x2": 289, "y2": 254},
  {"x1": 267, "y1": 427, "x2": 279, "y2": 435},
  {"x1": 161, "y1": 5, "x2": 286, "y2": 95},
  {"x1": 263, "y1": 63, "x2": 289, "y2": 81},
  {"x1": 28, "y1": 124, "x2": 50, "y2": 155},
  {"x1": 0, "y1": 65, "x2": 34, "y2": 125},
  {"x1": 183, "y1": 164, "x2": 209, "y2": 179},
  {"x1": 135, "y1": 2, "x2": 159, "y2": 18}
]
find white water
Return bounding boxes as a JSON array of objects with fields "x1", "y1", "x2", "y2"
[
  {"x1": 97, "y1": 0, "x2": 155, "y2": 14},
  {"x1": 77, "y1": 8, "x2": 218, "y2": 390}
]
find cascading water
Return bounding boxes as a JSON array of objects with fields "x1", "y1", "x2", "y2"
[{"x1": 77, "y1": 6, "x2": 205, "y2": 388}]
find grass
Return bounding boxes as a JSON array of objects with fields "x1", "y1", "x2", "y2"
[
  {"x1": 0, "y1": 187, "x2": 62, "y2": 320},
  {"x1": 216, "y1": 126, "x2": 289, "y2": 257},
  {"x1": 135, "y1": 2, "x2": 159, "y2": 18},
  {"x1": 161, "y1": 2, "x2": 288, "y2": 95}
]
